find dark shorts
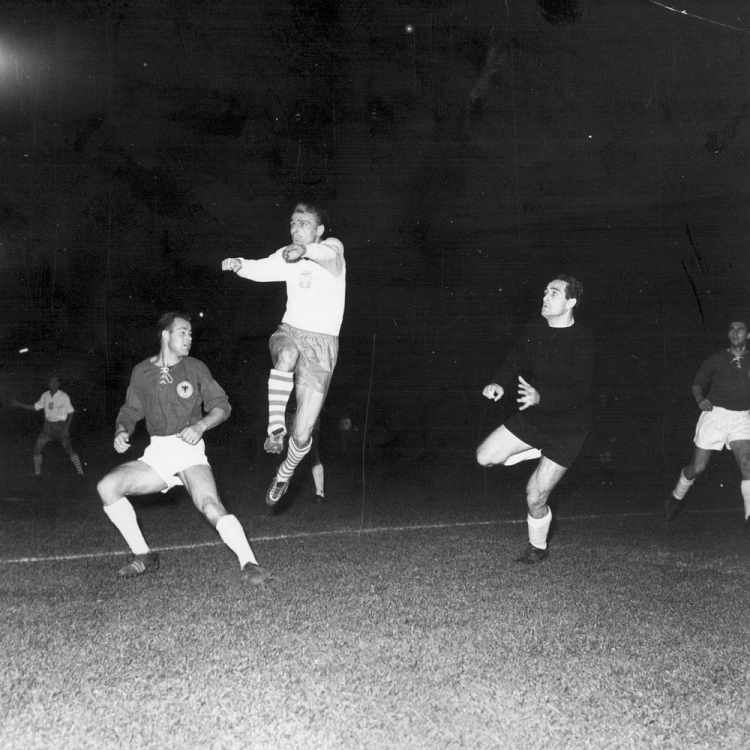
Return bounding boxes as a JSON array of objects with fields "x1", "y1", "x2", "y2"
[
  {"x1": 505, "y1": 411, "x2": 589, "y2": 469},
  {"x1": 35, "y1": 421, "x2": 73, "y2": 454}
]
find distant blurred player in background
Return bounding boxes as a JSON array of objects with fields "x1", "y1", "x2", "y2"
[
  {"x1": 477, "y1": 275, "x2": 593, "y2": 565},
  {"x1": 666, "y1": 319, "x2": 750, "y2": 529},
  {"x1": 11, "y1": 375, "x2": 85, "y2": 478},
  {"x1": 97, "y1": 312, "x2": 268, "y2": 583},
  {"x1": 222, "y1": 201, "x2": 345, "y2": 507}
]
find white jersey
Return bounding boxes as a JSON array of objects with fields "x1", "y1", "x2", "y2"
[
  {"x1": 235, "y1": 239, "x2": 346, "y2": 336},
  {"x1": 35, "y1": 389, "x2": 75, "y2": 423}
]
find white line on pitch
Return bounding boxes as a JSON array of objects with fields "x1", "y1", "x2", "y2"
[{"x1": 0, "y1": 509, "x2": 736, "y2": 566}]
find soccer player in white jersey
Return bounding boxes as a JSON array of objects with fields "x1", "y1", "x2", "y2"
[
  {"x1": 11, "y1": 375, "x2": 85, "y2": 478},
  {"x1": 97, "y1": 312, "x2": 268, "y2": 582},
  {"x1": 222, "y1": 202, "x2": 345, "y2": 507}
]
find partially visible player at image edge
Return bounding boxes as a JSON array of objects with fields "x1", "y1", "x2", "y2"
[{"x1": 666, "y1": 319, "x2": 750, "y2": 530}]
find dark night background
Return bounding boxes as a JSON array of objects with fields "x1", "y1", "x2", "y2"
[{"x1": 1, "y1": 0, "x2": 749, "y2": 478}]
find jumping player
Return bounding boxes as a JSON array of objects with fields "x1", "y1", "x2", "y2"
[
  {"x1": 11, "y1": 375, "x2": 85, "y2": 478},
  {"x1": 97, "y1": 312, "x2": 268, "y2": 582},
  {"x1": 222, "y1": 201, "x2": 345, "y2": 507},
  {"x1": 666, "y1": 319, "x2": 750, "y2": 529},
  {"x1": 477, "y1": 275, "x2": 594, "y2": 564}
]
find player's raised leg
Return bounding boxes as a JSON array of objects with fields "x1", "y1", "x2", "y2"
[{"x1": 476, "y1": 425, "x2": 538, "y2": 468}]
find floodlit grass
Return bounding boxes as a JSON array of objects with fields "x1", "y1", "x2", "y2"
[{"x1": 1, "y1": 450, "x2": 749, "y2": 749}]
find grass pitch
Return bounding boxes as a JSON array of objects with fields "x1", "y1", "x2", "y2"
[{"x1": 1, "y1": 447, "x2": 749, "y2": 749}]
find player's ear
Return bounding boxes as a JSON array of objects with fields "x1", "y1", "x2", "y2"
[{"x1": 316, "y1": 223, "x2": 325, "y2": 240}]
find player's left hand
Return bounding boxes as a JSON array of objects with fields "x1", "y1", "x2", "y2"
[
  {"x1": 517, "y1": 376, "x2": 540, "y2": 411},
  {"x1": 283, "y1": 243, "x2": 306, "y2": 263},
  {"x1": 177, "y1": 424, "x2": 205, "y2": 445}
]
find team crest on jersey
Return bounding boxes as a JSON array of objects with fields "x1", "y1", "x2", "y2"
[{"x1": 176, "y1": 381, "x2": 194, "y2": 399}]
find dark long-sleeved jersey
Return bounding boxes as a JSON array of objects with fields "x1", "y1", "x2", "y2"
[
  {"x1": 693, "y1": 349, "x2": 750, "y2": 411},
  {"x1": 116, "y1": 357, "x2": 231, "y2": 437},
  {"x1": 492, "y1": 316, "x2": 594, "y2": 429}
]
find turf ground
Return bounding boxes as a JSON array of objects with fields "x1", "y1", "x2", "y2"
[{"x1": 1, "y1": 432, "x2": 749, "y2": 750}]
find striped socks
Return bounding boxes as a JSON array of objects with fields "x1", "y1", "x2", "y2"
[
  {"x1": 71, "y1": 453, "x2": 84, "y2": 475},
  {"x1": 268, "y1": 369, "x2": 294, "y2": 436},
  {"x1": 277, "y1": 436, "x2": 313, "y2": 484}
]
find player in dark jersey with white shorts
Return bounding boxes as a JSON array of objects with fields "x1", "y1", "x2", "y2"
[
  {"x1": 666, "y1": 319, "x2": 750, "y2": 529},
  {"x1": 97, "y1": 312, "x2": 268, "y2": 582},
  {"x1": 222, "y1": 202, "x2": 345, "y2": 507},
  {"x1": 477, "y1": 275, "x2": 594, "y2": 565}
]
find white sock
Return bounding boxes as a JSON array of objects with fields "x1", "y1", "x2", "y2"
[
  {"x1": 216, "y1": 514, "x2": 258, "y2": 568},
  {"x1": 504, "y1": 448, "x2": 542, "y2": 466},
  {"x1": 741, "y1": 480, "x2": 750, "y2": 519},
  {"x1": 528, "y1": 509, "x2": 552, "y2": 550},
  {"x1": 312, "y1": 463, "x2": 325, "y2": 496},
  {"x1": 103, "y1": 498, "x2": 150, "y2": 555},
  {"x1": 672, "y1": 470, "x2": 694, "y2": 500}
]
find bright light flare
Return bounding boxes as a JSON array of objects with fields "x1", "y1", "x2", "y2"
[{"x1": 19, "y1": 347, "x2": 29, "y2": 354}]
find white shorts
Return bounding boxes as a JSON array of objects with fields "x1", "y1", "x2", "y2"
[
  {"x1": 139, "y1": 435, "x2": 210, "y2": 491},
  {"x1": 694, "y1": 407, "x2": 750, "y2": 451}
]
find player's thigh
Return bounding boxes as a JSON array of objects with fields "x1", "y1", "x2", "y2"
[
  {"x1": 179, "y1": 464, "x2": 227, "y2": 521},
  {"x1": 33, "y1": 428, "x2": 52, "y2": 454},
  {"x1": 58, "y1": 433, "x2": 75, "y2": 455},
  {"x1": 98, "y1": 460, "x2": 168, "y2": 499},
  {"x1": 729, "y1": 439, "x2": 750, "y2": 479},
  {"x1": 527, "y1": 456, "x2": 567, "y2": 498},
  {"x1": 292, "y1": 385, "x2": 326, "y2": 442},
  {"x1": 476, "y1": 425, "x2": 532, "y2": 466}
]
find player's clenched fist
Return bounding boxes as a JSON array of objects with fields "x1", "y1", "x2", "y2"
[
  {"x1": 222, "y1": 258, "x2": 242, "y2": 273},
  {"x1": 482, "y1": 384, "x2": 504, "y2": 401},
  {"x1": 114, "y1": 430, "x2": 131, "y2": 453}
]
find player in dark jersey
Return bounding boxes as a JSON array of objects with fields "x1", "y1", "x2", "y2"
[
  {"x1": 97, "y1": 312, "x2": 268, "y2": 583},
  {"x1": 477, "y1": 275, "x2": 594, "y2": 565},
  {"x1": 666, "y1": 320, "x2": 750, "y2": 529}
]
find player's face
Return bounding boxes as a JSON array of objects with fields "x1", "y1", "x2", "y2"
[
  {"x1": 290, "y1": 210, "x2": 324, "y2": 246},
  {"x1": 48, "y1": 377, "x2": 60, "y2": 393},
  {"x1": 166, "y1": 318, "x2": 192, "y2": 357},
  {"x1": 727, "y1": 321, "x2": 748, "y2": 347},
  {"x1": 541, "y1": 280, "x2": 575, "y2": 320}
]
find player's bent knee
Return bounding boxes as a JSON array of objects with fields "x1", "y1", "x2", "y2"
[
  {"x1": 275, "y1": 345, "x2": 299, "y2": 369},
  {"x1": 97, "y1": 474, "x2": 120, "y2": 503}
]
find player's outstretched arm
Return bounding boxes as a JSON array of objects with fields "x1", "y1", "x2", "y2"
[{"x1": 11, "y1": 399, "x2": 36, "y2": 411}]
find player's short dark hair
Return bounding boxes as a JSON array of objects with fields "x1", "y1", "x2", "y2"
[
  {"x1": 729, "y1": 318, "x2": 748, "y2": 329},
  {"x1": 555, "y1": 274, "x2": 583, "y2": 306},
  {"x1": 294, "y1": 201, "x2": 330, "y2": 233},
  {"x1": 157, "y1": 312, "x2": 191, "y2": 338}
]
